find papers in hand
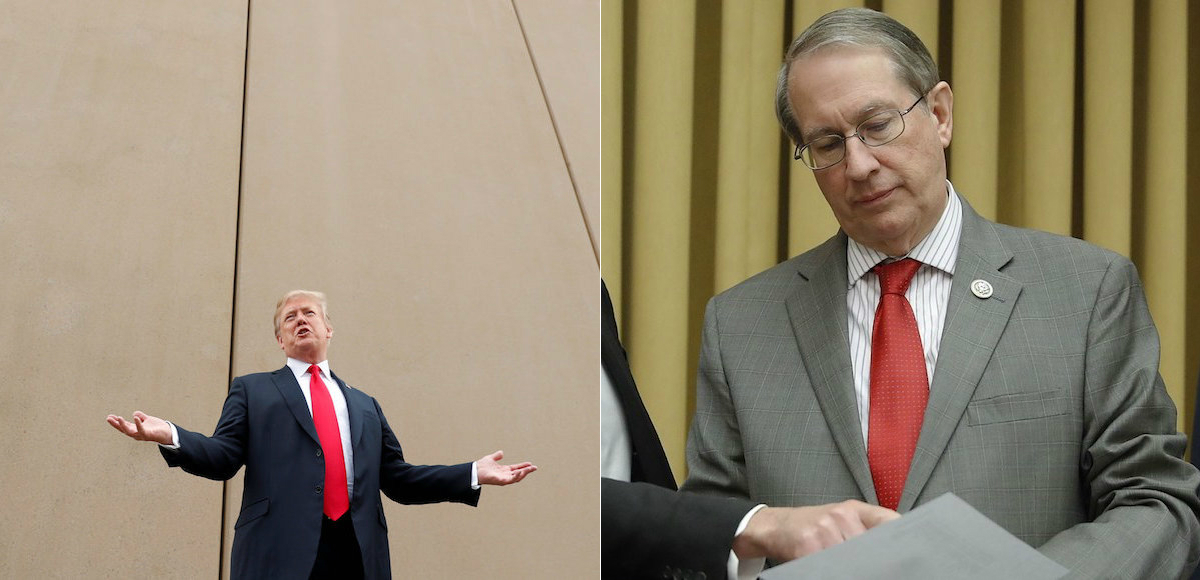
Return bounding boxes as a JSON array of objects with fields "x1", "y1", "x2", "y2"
[{"x1": 758, "y1": 493, "x2": 1068, "y2": 580}]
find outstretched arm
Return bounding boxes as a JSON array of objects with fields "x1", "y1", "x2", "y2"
[
  {"x1": 107, "y1": 378, "x2": 250, "y2": 481},
  {"x1": 106, "y1": 411, "x2": 173, "y2": 445},
  {"x1": 475, "y1": 450, "x2": 537, "y2": 486}
]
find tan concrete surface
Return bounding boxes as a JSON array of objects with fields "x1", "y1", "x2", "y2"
[
  {"x1": 513, "y1": 0, "x2": 602, "y2": 262},
  {"x1": 3, "y1": 1, "x2": 598, "y2": 578},
  {"x1": 222, "y1": 1, "x2": 598, "y2": 577},
  {"x1": 0, "y1": 1, "x2": 247, "y2": 577}
]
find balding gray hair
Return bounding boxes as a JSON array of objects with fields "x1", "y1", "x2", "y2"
[{"x1": 775, "y1": 7, "x2": 939, "y2": 144}]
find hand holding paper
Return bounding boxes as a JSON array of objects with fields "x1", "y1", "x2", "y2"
[
  {"x1": 733, "y1": 500, "x2": 900, "y2": 562},
  {"x1": 759, "y1": 493, "x2": 1069, "y2": 580}
]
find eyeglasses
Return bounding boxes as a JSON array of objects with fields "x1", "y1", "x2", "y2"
[{"x1": 793, "y1": 94, "x2": 927, "y2": 170}]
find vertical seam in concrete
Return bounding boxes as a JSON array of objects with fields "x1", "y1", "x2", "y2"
[
  {"x1": 222, "y1": 0, "x2": 253, "y2": 577},
  {"x1": 509, "y1": 0, "x2": 600, "y2": 267}
]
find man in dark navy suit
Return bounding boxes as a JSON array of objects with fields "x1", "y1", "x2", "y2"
[
  {"x1": 108, "y1": 290, "x2": 535, "y2": 579},
  {"x1": 601, "y1": 281, "x2": 898, "y2": 579}
]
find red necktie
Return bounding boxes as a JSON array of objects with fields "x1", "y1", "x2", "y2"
[
  {"x1": 867, "y1": 258, "x2": 928, "y2": 510},
  {"x1": 309, "y1": 364, "x2": 349, "y2": 520}
]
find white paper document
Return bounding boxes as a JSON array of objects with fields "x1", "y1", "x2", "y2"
[{"x1": 759, "y1": 493, "x2": 1069, "y2": 580}]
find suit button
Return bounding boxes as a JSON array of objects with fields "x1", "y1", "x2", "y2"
[
  {"x1": 316, "y1": 449, "x2": 322, "y2": 458},
  {"x1": 315, "y1": 485, "x2": 323, "y2": 494}
]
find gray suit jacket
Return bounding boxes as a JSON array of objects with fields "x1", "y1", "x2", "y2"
[{"x1": 683, "y1": 196, "x2": 1200, "y2": 578}]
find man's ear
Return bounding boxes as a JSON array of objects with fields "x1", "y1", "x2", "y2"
[{"x1": 929, "y1": 80, "x2": 953, "y2": 148}]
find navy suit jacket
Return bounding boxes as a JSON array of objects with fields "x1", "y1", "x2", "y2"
[
  {"x1": 601, "y1": 281, "x2": 756, "y2": 579},
  {"x1": 161, "y1": 367, "x2": 480, "y2": 580},
  {"x1": 601, "y1": 281, "x2": 675, "y2": 490}
]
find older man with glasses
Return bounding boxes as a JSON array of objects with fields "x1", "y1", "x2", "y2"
[{"x1": 682, "y1": 7, "x2": 1200, "y2": 579}]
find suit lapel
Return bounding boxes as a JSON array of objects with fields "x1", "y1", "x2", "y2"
[
  {"x1": 785, "y1": 234, "x2": 877, "y2": 503},
  {"x1": 601, "y1": 281, "x2": 676, "y2": 489},
  {"x1": 330, "y1": 371, "x2": 365, "y2": 451},
  {"x1": 272, "y1": 366, "x2": 321, "y2": 446},
  {"x1": 899, "y1": 201, "x2": 1022, "y2": 510}
]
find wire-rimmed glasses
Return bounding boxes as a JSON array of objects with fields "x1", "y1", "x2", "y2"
[{"x1": 793, "y1": 93, "x2": 928, "y2": 170}]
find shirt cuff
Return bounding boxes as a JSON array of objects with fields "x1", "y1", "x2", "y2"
[
  {"x1": 470, "y1": 461, "x2": 479, "y2": 489},
  {"x1": 729, "y1": 504, "x2": 768, "y2": 580},
  {"x1": 157, "y1": 422, "x2": 180, "y2": 450}
]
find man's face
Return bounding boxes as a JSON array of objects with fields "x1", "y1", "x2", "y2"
[
  {"x1": 275, "y1": 296, "x2": 333, "y2": 364},
  {"x1": 787, "y1": 46, "x2": 953, "y2": 256}
]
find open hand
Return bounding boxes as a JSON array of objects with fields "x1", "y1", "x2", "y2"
[
  {"x1": 476, "y1": 450, "x2": 537, "y2": 486},
  {"x1": 106, "y1": 411, "x2": 173, "y2": 446}
]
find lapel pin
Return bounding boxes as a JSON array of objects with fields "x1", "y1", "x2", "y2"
[{"x1": 970, "y1": 279, "x2": 993, "y2": 299}]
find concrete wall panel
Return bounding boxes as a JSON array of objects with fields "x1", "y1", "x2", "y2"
[
  {"x1": 513, "y1": 0, "x2": 602, "y2": 260},
  {"x1": 226, "y1": 1, "x2": 597, "y2": 577},
  {"x1": 0, "y1": 1, "x2": 246, "y2": 577}
]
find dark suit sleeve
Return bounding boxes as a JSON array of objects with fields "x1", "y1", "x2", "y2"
[
  {"x1": 602, "y1": 477, "x2": 757, "y2": 580},
  {"x1": 158, "y1": 376, "x2": 249, "y2": 481},
  {"x1": 376, "y1": 398, "x2": 481, "y2": 506}
]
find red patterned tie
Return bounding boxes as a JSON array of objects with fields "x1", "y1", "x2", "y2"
[
  {"x1": 309, "y1": 364, "x2": 349, "y2": 520},
  {"x1": 868, "y1": 258, "x2": 928, "y2": 510}
]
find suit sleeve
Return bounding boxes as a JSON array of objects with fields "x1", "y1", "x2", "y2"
[
  {"x1": 1038, "y1": 256, "x2": 1200, "y2": 579},
  {"x1": 376, "y1": 398, "x2": 481, "y2": 506},
  {"x1": 158, "y1": 377, "x2": 249, "y2": 481},
  {"x1": 602, "y1": 478, "x2": 756, "y2": 580},
  {"x1": 682, "y1": 297, "x2": 752, "y2": 499}
]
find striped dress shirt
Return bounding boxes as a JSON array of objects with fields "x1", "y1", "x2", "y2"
[{"x1": 846, "y1": 182, "x2": 962, "y2": 446}]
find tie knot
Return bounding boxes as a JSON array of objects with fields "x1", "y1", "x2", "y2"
[
  {"x1": 308, "y1": 364, "x2": 321, "y2": 378},
  {"x1": 873, "y1": 258, "x2": 921, "y2": 296}
]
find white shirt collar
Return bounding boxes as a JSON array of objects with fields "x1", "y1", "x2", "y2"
[
  {"x1": 286, "y1": 357, "x2": 330, "y2": 380},
  {"x1": 846, "y1": 181, "x2": 962, "y2": 287}
]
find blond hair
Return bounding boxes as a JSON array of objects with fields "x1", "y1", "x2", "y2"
[{"x1": 273, "y1": 290, "x2": 330, "y2": 336}]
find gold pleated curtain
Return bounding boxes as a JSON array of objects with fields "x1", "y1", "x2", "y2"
[{"x1": 602, "y1": 0, "x2": 1200, "y2": 482}]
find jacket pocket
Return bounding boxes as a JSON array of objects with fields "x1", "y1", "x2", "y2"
[
  {"x1": 235, "y1": 497, "x2": 269, "y2": 529},
  {"x1": 967, "y1": 390, "x2": 1068, "y2": 426}
]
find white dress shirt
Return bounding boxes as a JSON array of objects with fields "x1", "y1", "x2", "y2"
[
  {"x1": 601, "y1": 367, "x2": 633, "y2": 481},
  {"x1": 286, "y1": 358, "x2": 355, "y2": 496},
  {"x1": 846, "y1": 182, "x2": 962, "y2": 446}
]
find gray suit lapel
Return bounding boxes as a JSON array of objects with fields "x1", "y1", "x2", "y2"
[
  {"x1": 272, "y1": 367, "x2": 321, "y2": 446},
  {"x1": 900, "y1": 200, "x2": 1022, "y2": 510},
  {"x1": 785, "y1": 233, "x2": 877, "y2": 503}
]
